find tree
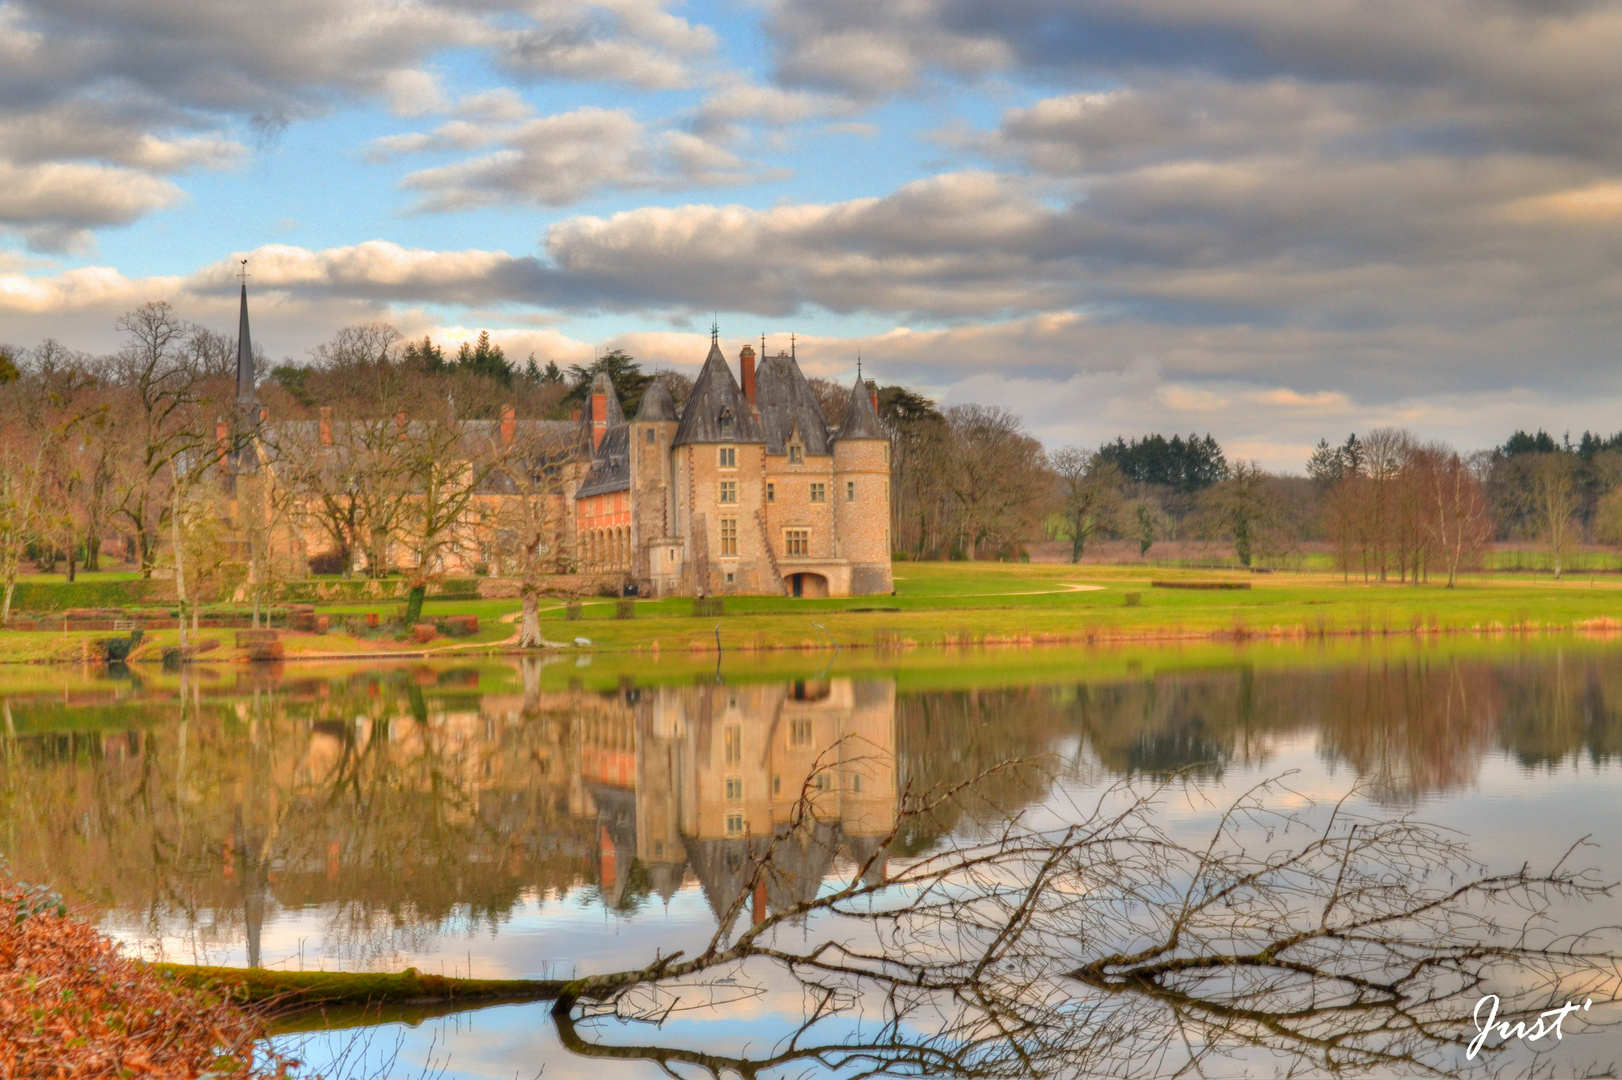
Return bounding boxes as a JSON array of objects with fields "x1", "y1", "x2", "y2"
[
  {"x1": 479, "y1": 421, "x2": 577, "y2": 647},
  {"x1": 1525, "y1": 453, "x2": 1579, "y2": 578},
  {"x1": 1048, "y1": 447, "x2": 1122, "y2": 562},
  {"x1": 396, "y1": 393, "x2": 499, "y2": 624},
  {"x1": 108, "y1": 302, "x2": 225, "y2": 578},
  {"x1": 564, "y1": 350, "x2": 652, "y2": 417},
  {"x1": 1420, "y1": 447, "x2": 1492, "y2": 587},
  {"x1": 1307, "y1": 433, "x2": 1362, "y2": 490},
  {"x1": 543, "y1": 766, "x2": 1622, "y2": 1079},
  {"x1": 1135, "y1": 500, "x2": 1156, "y2": 555},
  {"x1": 942, "y1": 405, "x2": 1051, "y2": 559},
  {"x1": 1199, "y1": 460, "x2": 1288, "y2": 568},
  {"x1": 455, "y1": 330, "x2": 511, "y2": 384}
]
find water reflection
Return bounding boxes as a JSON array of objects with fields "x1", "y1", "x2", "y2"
[{"x1": 2, "y1": 647, "x2": 1622, "y2": 975}]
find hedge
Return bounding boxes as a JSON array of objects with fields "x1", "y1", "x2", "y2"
[{"x1": 7, "y1": 580, "x2": 154, "y2": 611}]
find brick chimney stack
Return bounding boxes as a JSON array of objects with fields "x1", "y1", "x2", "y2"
[
  {"x1": 318, "y1": 406, "x2": 333, "y2": 446},
  {"x1": 866, "y1": 379, "x2": 879, "y2": 415},
  {"x1": 739, "y1": 345, "x2": 756, "y2": 405},
  {"x1": 591, "y1": 387, "x2": 608, "y2": 449},
  {"x1": 500, "y1": 403, "x2": 516, "y2": 445}
]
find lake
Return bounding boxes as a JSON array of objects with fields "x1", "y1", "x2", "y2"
[{"x1": 4, "y1": 639, "x2": 1622, "y2": 1077}]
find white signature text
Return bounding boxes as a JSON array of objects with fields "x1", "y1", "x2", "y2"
[{"x1": 1467, "y1": 994, "x2": 1592, "y2": 1060}]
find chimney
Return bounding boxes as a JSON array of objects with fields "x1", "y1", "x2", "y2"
[
  {"x1": 739, "y1": 345, "x2": 756, "y2": 406},
  {"x1": 865, "y1": 379, "x2": 879, "y2": 415},
  {"x1": 318, "y1": 406, "x2": 333, "y2": 446},
  {"x1": 500, "y1": 403, "x2": 516, "y2": 446},
  {"x1": 591, "y1": 389, "x2": 608, "y2": 450},
  {"x1": 214, "y1": 418, "x2": 228, "y2": 464}
]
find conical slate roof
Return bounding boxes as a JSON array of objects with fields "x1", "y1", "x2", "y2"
[
  {"x1": 834, "y1": 376, "x2": 885, "y2": 440},
  {"x1": 236, "y1": 281, "x2": 256, "y2": 405},
  {"x1": 673, "y1": 338, "x2": 763, "y2": 446},
  {"x1": 635, "y1": 379, "x2": 676, "y2": 422},
  {"x1": 755, "y1": 352, "x2": 830, "y2": 456}
]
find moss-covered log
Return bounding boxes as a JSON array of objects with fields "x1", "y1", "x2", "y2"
[{"x1": 151, "y1": 963, "x2": 564, "y2": 1007}]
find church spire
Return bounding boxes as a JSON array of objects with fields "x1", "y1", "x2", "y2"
[{"x1": 236, "y1": 260, "x2": 256, "y2": 406}]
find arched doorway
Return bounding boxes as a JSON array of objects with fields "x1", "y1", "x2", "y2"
[{"x1": 787, "y1": 572, "x2": 829, "y2": 598}]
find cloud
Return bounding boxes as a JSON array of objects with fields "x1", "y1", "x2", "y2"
[{"x1": 0, "y1": 0, "x2": 715, "y2": 245}]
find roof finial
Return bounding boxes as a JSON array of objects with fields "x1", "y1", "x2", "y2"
[
  {"x1": 857, "y1": 350, "x2": 862, "y2": 381},
  {"x1": 760, "y1": 332, "x2": 766, "y2": 357},
  {"x1": 790, "y1": 333, "x2": 795, "y2": 361},
  {"x1": 711, "y1": 315, "x2": 719, "y2": 346}
]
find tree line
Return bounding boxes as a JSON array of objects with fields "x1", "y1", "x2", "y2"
[{"x1": 0, "y1": 302, "x2": 1615, "y2": 624}]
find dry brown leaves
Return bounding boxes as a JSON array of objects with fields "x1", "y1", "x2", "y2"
[{"x1": 0, "y1": 875, "x2": 289, "y2": 1080}]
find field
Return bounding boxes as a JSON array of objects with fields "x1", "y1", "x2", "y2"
[{"x1": 3, "y1": 560, "x2": 1622, "y2": 662}]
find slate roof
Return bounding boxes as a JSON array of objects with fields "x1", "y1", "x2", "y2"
[
  {"x1": 755, "y1": 351, "x2": 831, "y2": 456},
  {"x1": 576, "y1": 423, "x2": 631, "y2": 498},
  {"x1": 834, "y1": 376, "x2": 885, "y2": 441},
  {"x1": 672, "y1": 339, "x2": 764, "y2": 446},
  {"x1": 635, "y1": 380, "x2": 677, "y2": 422}
]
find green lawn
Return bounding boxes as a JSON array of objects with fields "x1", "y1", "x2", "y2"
[{"x1": 5, "y1": 561, "x2": 1622, "y2": 663}]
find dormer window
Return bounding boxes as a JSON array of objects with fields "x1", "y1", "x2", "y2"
[
  {"x1": 719, "y1": 408, "x2": 735, "y2": 438},
  {"x1": 788, "y1": 444, "x2": 803, "y2": 465}
]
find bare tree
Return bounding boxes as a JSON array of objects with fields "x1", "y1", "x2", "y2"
[
  {"x1": 943, "y1": 405, "x2": 1051, "y2": 559},
  {"x1": 478, "y1": 420, "x2": 577, "y2": 647},
  {"x1": 1421, "y1": 446, "x2": 1493, "y2": 587},
  {"x1": 1048, "y1": 447, "x2": 1122, "y2": 562},
  {"x1": 544, "y1": 764, "x2": 1622, "y2": 1079},
  {"x1": 1525, "y1": 453, "x2": 1579, "y2": 578}
]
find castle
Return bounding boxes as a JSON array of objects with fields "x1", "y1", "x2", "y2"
[
  {"x1": 573, "y1": 328, "x2": 894, "y2": 598},
  {"x1": 229, "y1": 280, "x2": 893, "y2": 598}
]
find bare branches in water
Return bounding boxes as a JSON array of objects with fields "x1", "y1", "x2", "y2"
[{"x1": 551, "y1": 758, "x2": 1622, "y2": 1078}]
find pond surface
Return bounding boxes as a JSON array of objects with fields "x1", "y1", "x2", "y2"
[{"x1": 5, "y1": 641, "x2": 1622, "y2": 1077}]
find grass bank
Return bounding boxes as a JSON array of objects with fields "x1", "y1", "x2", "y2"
[{"x1": 3, "y1": 562, "x2": 1621, "y2": 662}]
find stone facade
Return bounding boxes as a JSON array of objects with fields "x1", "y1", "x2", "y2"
[{"x1": 574, "y1": 335, "x2": 894, "y2": 598}]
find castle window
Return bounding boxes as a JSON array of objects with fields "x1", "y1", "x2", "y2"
[
  {"x1": 719, "y1": 446, "x2": 736, "y2": 468},
  {"x1": 725, "y1": 813, "x2": 744, "y2": 837},
  {"x1": 785, "y1": 529, "x2": 809, "y2": 556},
  {"x1": 813, "y1": 771, "x2": 832, "y2": 792},
  {"x1": 725, "y1": 724, "x2": 742, "y2": 765},
  {"x1": 788, "y1": 445, "x2": 803, "y2": 465},
  {"x1": 846, "y1": 481, "x2": 856, "y2": 502},
  {"x1": 645, "y1": 428, "x2": 655, "y2": 444},
  {"x1": 809, "y1": 483, "x2": 826, "y2": 503},
  {"x1": 725, "y1": 570, "x2": 735, "y2": 583},
  {"x1": 719, "y1": 410, "x2": 735, "y2": 438},
  {"x1": 790, "y1": 718, "x2": 812, "y2": 747},
  {"x1": 766, "y1": 482, "x2": 774, "y2": 502},
  {"x1": 725, "y1": 776, "x2": 743, "y2": 801},
  {"x1": 718, "y1": 480, "x2": 737, "y2": 503},
  {"x1": 720, "y1": 518, "x2": 737, "y2": 556},
  {"x1": 772, "y1": 775, "x2": 782, "y2": 796}
]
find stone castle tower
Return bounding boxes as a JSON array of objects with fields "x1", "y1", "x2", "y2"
[{"x1": 574, "y1": 332, "x2": 893, "y2": 597}]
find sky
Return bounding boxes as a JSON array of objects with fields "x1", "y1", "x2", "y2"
[{"x1": 2, "y1": 0, "x2": 1621, "y2": 470}]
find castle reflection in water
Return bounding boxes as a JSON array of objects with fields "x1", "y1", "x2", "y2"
[{"x1": 9, "y1": 649, "x2": 1622, "y2": 969}]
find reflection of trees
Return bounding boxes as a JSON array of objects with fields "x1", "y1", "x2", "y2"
[{"x1": 8, "y1": 651, "x2": 1622, "y2": 967}]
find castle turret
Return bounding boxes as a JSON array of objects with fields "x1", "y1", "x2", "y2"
[
  {"x1": 833, "y1": 375, "x2": 893, "y2": 594},
  {"x1": 632, "y1": 381, "x2": 680, "y2": 586}
]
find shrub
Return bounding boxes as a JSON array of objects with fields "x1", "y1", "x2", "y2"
[
  {"x1": 565, "y1": 602, "x2": 583, "y2": 620},
  {"x1": 1123, "y1": 592, "x2": 1142, "y2": 607},
  {"x1": 615, "y1": 599, "x2": 635, "y2": 619},
  {"x1": 306, "y1": 548, "x2": 347, "y2": 575},
  {"x1": 439, "y1": 614, "x2": 479, "y2": 637},
  {"x1": 692, "y1": 597, "x2": 724, "y2": 617},
  {"x1": 411, "y1": 623, "x2": 437, "y2": 643}
]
